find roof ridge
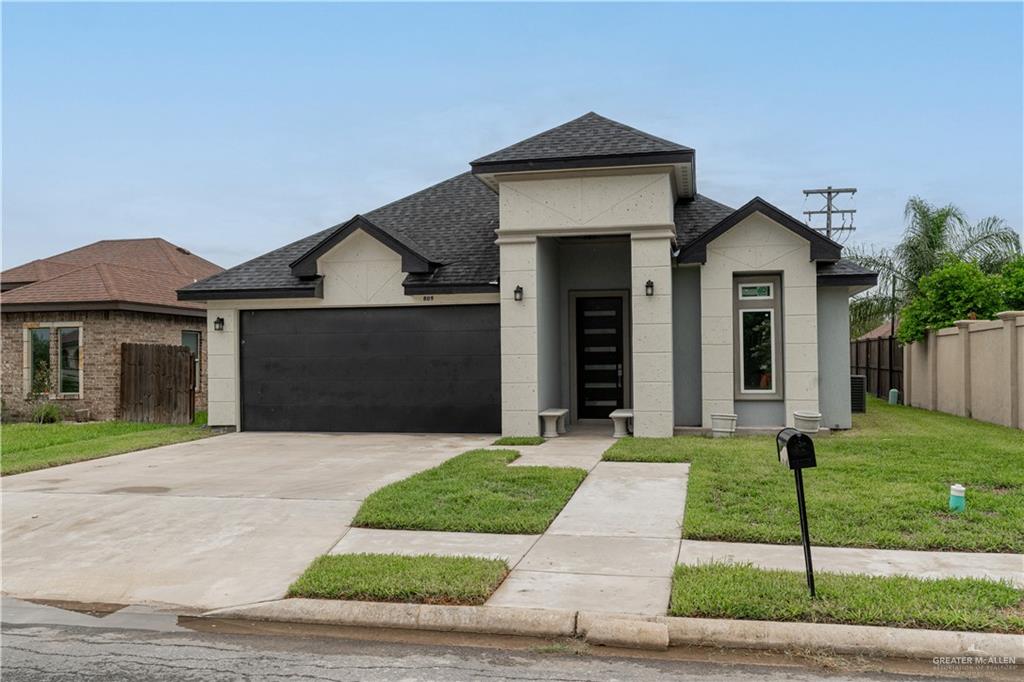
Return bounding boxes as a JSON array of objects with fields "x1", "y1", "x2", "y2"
[
  {"x1": 151, "y1": 237, "x2": 190, "y2": 276},
  {"x1": 93, "y1": 262, "x2": 120, "y2": 299},
  {"x1": 591, "y1": 113, "x2": 692, "y2": 152}
]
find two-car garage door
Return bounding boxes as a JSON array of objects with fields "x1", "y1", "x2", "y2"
[{"x1": 239, "y1": 305, "x2": 500, "y2": 433}]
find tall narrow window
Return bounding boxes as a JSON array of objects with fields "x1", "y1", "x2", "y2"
[
  {"x1": 182, "y1": 331, "x2": 200, "y2": 389},
  {"x1": 734, "y1": 275, "x2": 783, "y2": 399},
  {"x1": 29, "y1": 328, "x2": 51, "y2": 395},
  {"x1": 58, "y1": 327, "x2": 80, "y2": 394}
]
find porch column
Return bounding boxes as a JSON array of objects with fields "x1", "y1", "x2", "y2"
[
  {"x1": 499, "y1": 237, "x2": 540, "y2": 436},
  {"x1": 630, "y1": 233, "x2": 675, "y2": 437}
]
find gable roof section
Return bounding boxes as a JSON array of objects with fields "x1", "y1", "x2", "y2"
[
  {"x1": 180, "y1": 172, "x2": 500, "y2": 300},
  {"x1": 470, "y1": 112, "x2": 694, "y2": 174},
  {"x1": 290, "y1": 215, "x2": 436, "y2": 279},
  {"x1": 676, "y1": 197, "x2": 843, "y2": 264},
  {"x1": 1, "y1": 238, "x2": 223, "y2": 312}
]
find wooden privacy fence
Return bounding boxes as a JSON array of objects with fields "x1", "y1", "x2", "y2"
[
  {"x1": 850, "y1": 336, "x2": 903, "y2": 399},
  {"x1": 120, "y1": 343, "x2": 195, "y2": 424}
]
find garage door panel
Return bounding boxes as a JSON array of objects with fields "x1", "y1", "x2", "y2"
[{"x1": 240, "y1": 306, "x2": 500, "y2": 433}]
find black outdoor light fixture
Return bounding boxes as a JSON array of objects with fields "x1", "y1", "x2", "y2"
[
  {"x1": 513, "y1": 285, "x2": 524, "y2": 302},
  {"x1": 776, "y1": 428, "x2": 818, "y2": 597},
  {"x1": 645, "y1": 279, "x2": 655, "y2": 296},
  {"x1": 213, "y1": 317, "x2": 225, "y2": 331}
]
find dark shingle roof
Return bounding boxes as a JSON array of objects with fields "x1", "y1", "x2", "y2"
[
  {"x1": 180, "y1": 173, "x2": 500, "y2": 297},
  {"x1": 674, "y1": 195, "x2": 736, "y2": 245},
  {"x1": 817, "y1": 259, "x2": 878, "y2": 285},
  {"x1": 471, "y1": 112, "x2": 692, "y2": 167}
]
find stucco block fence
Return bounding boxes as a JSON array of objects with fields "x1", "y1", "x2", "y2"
[{"x1": 903, "y1": 311, "x2": 1024, "y2": 429}]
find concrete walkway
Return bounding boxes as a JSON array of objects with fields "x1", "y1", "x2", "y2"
[{"x1": 678, "y1": 540, "x2": 1024, "y2": 587}]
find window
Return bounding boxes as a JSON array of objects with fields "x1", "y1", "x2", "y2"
[
  {"x1": 58, "y1": 327, "x2": 80, "y2": 394},
  {"x1": 29, "y1": 328, "x2": 51, "y2": 395},
  {"x1": 734, "y1": 275, "x2": 783, "y2": 399},
  {"x1": 182, "y1": 331, "x2": 200, "y2": 389}
]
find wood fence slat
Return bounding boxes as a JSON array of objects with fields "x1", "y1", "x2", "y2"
[{"x1": 119, "y1": 343, "x2": 195, "y2": 424}]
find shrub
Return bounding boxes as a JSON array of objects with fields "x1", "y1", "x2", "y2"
[
  {"x1": 31, "y1": 402, "x2": 62, "y2": 424},
  {"x1": 898, "y1": 259, "x2": 1004, "y2": 343},
  {"x1": 1002, "y1": 256, "x2": 1024, "y2": 310}
]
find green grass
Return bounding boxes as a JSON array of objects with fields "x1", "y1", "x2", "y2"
[
  {"x1": 603, "y1": 398, "x2": 1024, "y2": 552},
  {"x1": 287, "y1": 553, "x2": 509, "y2": 605},
  {"x1": 670, "y1": 563, "x2": 1024, "y2": 634},
  {"x1": 493, "y1": 436, "x2": 545, "y2": 446},
  {"x1": 352, "y1": 449, "x2": 587, "y2": 534},
  {"x1": 1, "y1": 413, "x2": 218, "y2": 476}
]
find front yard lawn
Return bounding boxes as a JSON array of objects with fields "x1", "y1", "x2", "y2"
[
  {"x1": 604, "y1": 399, "x2": 1024, "y2": 552},
  {"x1": 287, "y1": 553, "x2": 508, "y2": 605},
  {"x1": 352, "y1": 449, "x2": 586, "y2": 534},
  {"x1": 493, "y1": 436, "x2": 545, "y2": 446},
  {"x1": 670, "y1": 563, "x2": 1024, "y2": 634},
  {"x1": 1, "y1": 413, "x2": 217, "y2": 476}
]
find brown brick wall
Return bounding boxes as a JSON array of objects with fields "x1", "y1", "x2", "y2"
[{"x1": 1, "y1": 310, "x2": 207, "y2": 421}]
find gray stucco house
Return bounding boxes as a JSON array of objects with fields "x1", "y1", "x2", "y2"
[{"x1": 179, "y1": 113, "x2": 876, "y2": 437}]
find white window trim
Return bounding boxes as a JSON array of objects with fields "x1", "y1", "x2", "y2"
[
  {"x1": 23, "y1": 321, "x2": 83, "y2": 399},
  {"x1": 738, "y1": 281, "x2": 774, "y2": 301},
  {"x1": 737, "y1": 307, "x2": 776, "y2": 395}
]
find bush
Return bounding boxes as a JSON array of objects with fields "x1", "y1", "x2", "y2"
[
  {"x1": 1002, "y1": 256, "x2": 1024, "y2": 310},
  {"x1": 31, "y1": 402, "x2": 62, "y2": 424},
  {"x1": 898, "y1": 259, "x2": 1004, "y2": 343}
]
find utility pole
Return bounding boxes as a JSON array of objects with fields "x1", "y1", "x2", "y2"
[{"x1": 802, "y1": 186, "x2": 857, "y2": 241}]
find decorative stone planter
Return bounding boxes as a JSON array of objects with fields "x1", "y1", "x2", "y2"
[
  {"x1": 710, "y1": 413, "x2": 737, "y2": 438},
  {"x1": 793, "y1": 411, "x2": 822, "y2": 435}
]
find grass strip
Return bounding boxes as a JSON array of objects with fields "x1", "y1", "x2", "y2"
[
  {"x1": 603, "y1": 398, "x2": 1024, "y2": 552},
  {"x1": 670, "y1": 562, "x2": 1024, "y2": 633},
  {"x1": 352, "y1": 449, "x2": 586, "y2": 534},
  {"x1": 493, "y1": 436, "x2": 545, "y2": 446},
  {"x1": 287, "y1": 553, "x2": 509, "y2": 605}
]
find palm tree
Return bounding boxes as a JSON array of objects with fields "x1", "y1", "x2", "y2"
[{"x1": 847, "y1": 196, "x2": 1020, "y2": 338}]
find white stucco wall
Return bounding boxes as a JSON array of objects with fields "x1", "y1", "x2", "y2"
[
  {"x1": 204, "y1": 228, "x2": 498, "y2": 429},
  {"x1": 498, "y1": 169, "x2": 675, "y2": 237},
  {"x1": 631, "y1": 235, "x2": 675, "y2": 436},
  {"x1": 699, "y1": 213, "x2": 819, "y2": 428},
  {"x1": 499, "y1": 238, "x2": 540, "y2": 436}
]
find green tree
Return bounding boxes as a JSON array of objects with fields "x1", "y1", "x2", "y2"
[
  {"x1": 1001, "y1": 256, "x2": 1024, "y2": 310},
  {"x1": 848, "y1": 196, "x2": 1020, "y2": 337},
  {"x1": 897, "y1": 259, "x2": 1005, "y2": 343}
]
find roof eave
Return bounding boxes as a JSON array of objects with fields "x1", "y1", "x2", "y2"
[
  {"x1": 470, "y1": 149, "x2": 694, "y2": 176},
  {"x1": 177, "y1": 281, "x2": 323, "y2": 302}
]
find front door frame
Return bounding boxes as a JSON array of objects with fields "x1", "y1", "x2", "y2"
[{"x1": 568, "y1": 289, "x2": 632, "y2": 422}]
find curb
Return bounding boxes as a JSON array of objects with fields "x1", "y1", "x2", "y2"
[{"x1": 201, "y1": 599, "x2": 1024, "y2": 661}]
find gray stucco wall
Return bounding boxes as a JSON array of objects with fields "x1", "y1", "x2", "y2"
[
  {"x1": 557, "y1": 239, "x2": 631, "y2": 415},
  {"x1": 672, "y1": 266, "x2": 702, "y2": 426},
  {"x1": 817, "y1": 286, "x2": 852, "y2": 429},
  {"x1": 735, "y1": 401, "x2": 785, "y2": 426},
  {"x1": 537, "y1": 237, "x2": 561, "y2": 411}
]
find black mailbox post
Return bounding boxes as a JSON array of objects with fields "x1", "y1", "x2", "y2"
[{"x1": 776, "y1": 428, "x2": 817, "y2": 597}]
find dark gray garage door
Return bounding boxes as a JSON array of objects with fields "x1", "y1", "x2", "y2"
[{"x1": 240, "y1": 306, "x2": 500, "y2": 433}]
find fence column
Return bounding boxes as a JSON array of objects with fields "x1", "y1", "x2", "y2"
[
  {"x1": 926, "y1": 332, "x2": 938, "y2": 411},
  {"x1": 955, "y1": 320, "x2": 973, "y2": 418},
  {"x1": 903, "y1": 343, "x2": 912, "y2": 406},
  {"x1": 997, "y1": 311, "x2": 1022, "y2": 429}
]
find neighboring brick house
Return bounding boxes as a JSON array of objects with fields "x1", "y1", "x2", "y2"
[{"x1": 1, "y1": 239, "x2": 223, "y2": 421}]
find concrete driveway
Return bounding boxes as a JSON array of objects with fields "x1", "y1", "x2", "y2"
[{"x1": 1, "y1": 432, "x2": 492, "y2": 612}]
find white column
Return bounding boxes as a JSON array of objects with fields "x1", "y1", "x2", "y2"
[
  {"x1": 630, "y1": 234, "x2": 674, "y2": 437},
  {"x1": 206, "y1": 308, "x2": 240, "y2": 429},
  {"x1": 499, "y1": 238, "x2": 540, "y2": 436}
]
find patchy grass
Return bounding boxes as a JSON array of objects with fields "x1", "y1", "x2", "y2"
[
  {"x1": 670, "y1": 563, "x2": 1024, "y2": 634},
  {"x1": 353, "y1": 449, "x2": 586, "y2": 534},
  {"x1": 287, "y1": 553, "x2": 508, "y2": 605},
  {"x1": 603, "y1": 398, "x2": 1024, "y2": 552},
  {"x1": 1, "y1": 415, "x2": 219, "y2": 476},
  {"x1": 493, "y1": 436, "x2": 546, "y2": 446}
]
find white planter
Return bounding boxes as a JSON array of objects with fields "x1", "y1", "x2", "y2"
[
  {"x1": 793, "y1": 411, "x2": 822, "y2": 435},
  {"x1": 710, "y1": 413, "x2": 737, "y2": 438}
]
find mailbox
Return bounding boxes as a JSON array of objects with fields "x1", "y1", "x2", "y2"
[{"x1": 776, "y1": 428, "x2": 817, "y2": 470}]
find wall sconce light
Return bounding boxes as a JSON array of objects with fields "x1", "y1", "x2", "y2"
[
  {"x1": 214, "y1": 317, "x2": 225, "y2": 331},
  {"x1": 645, "y1": 280, "x2": 655, "y2": 297},
  {"x1": 513, "y1": 285, "x2": 524, "y2": 302}
]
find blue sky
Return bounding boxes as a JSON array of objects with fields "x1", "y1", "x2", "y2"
[{"x1": 3, "y1": 2, "x2": 1022, "y2": 270}]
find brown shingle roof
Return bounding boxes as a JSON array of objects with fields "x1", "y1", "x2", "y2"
[{"x1": 1, "y1": 238, "x2": 222, "y2": 311}]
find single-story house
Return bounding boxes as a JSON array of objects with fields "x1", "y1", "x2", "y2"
[
  {"x1": 179, "y1": 113, "x2": 877, "y2": 436},
  {"x1": 1, "y1": 238, "x2": 223, "y2": 420}
]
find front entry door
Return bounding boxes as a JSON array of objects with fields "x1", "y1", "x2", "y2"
[{"x1": 575, "y1": 296, "x2": 625, "y2": 419}]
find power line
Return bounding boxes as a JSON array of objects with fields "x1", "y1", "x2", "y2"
[{"x1": 802, "y1": 186, "x2": 857, "y2": 242}]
